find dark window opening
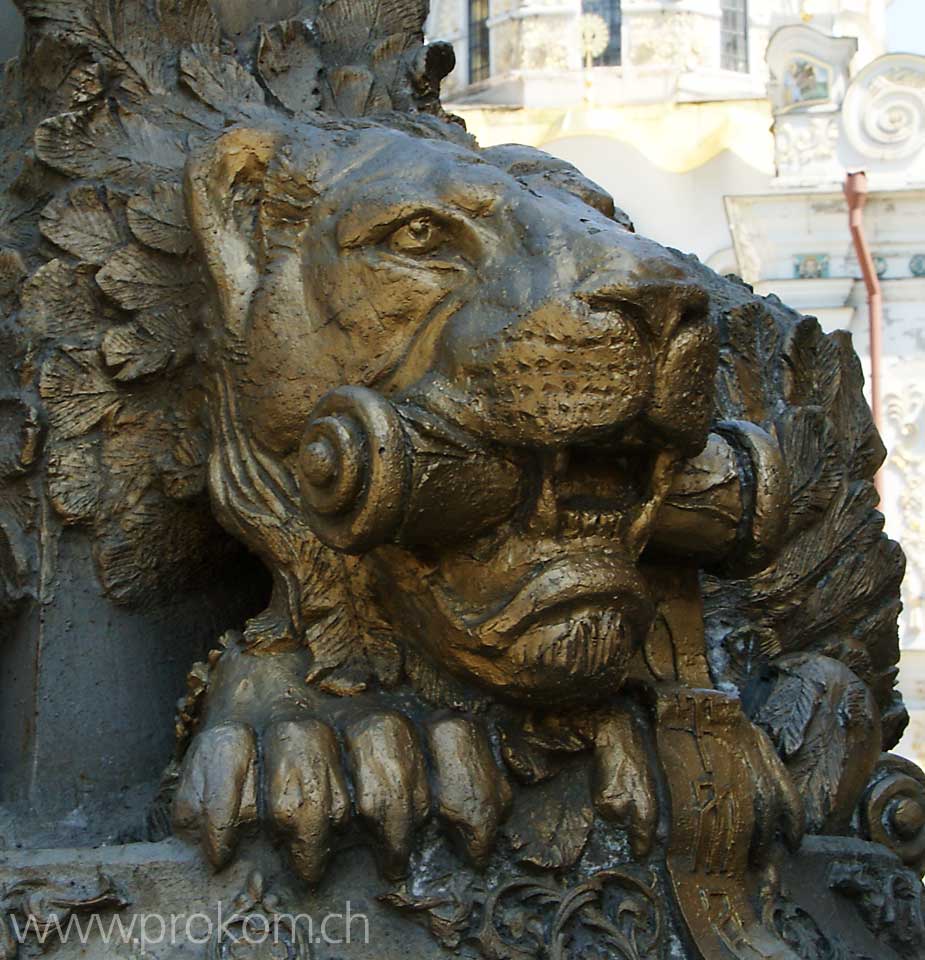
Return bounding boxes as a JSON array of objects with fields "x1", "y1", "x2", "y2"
[
  {"x1": 721, "y1": 0, "x2": 748, "y2": 73},
  {"x1": 468, "y1": 0, "x2": 490, "y2": 84}
]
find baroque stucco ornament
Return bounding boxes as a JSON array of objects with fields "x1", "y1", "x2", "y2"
[{"x1": 0, "y1": 1, "x2": 922, "y2": 958}]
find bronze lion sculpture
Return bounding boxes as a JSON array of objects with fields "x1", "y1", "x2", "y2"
[{"x1": 0, "y1": 1, "x2": 921, "y2": 957}]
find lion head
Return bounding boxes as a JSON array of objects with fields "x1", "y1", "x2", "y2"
[
  {"x1": 18, "y1": 0, "x2": 902, "y2": 731},
  {"x1": 184, "y1": 116, "x2": 718, "y2": 706}
]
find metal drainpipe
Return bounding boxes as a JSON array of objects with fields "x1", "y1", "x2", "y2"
[{"x1": 844, "y1": 171, "x2": 884, "y2": 503}]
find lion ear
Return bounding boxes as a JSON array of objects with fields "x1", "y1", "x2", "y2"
[
  {"x1": 481, "y1": 143, "x2": 634, "y2": 232},
  {"x1": 185, "y1": 127, "x2": 282, "y2": 340}
]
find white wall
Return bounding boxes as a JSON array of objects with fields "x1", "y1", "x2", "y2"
[{"x1": 543, "y1": 135, "x2": 770, "y2": 263}]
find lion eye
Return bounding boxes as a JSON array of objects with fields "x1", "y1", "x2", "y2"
[{"x1": 388, "y1": 216, "x2": 445, "y2": 255}]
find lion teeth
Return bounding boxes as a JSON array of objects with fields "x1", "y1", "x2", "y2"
[{"x1": 558, "y1": 508, "x2": 624, "y2": 541}]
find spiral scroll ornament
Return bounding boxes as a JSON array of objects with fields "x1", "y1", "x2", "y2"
[
  {"x1": 861, "y1": 754, "x2": 925, "y2": 876},
  {"x1": 842, "y1": 55, "x2": 925, "y2": 162}
]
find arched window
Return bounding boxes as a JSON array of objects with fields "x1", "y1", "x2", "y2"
[
  {"x1": 721, "y1": 0, "x2": 749, "y2": 73},
  {"x1": 468, "y1": 0, "x2": 490, "y2": 84},
  {"x1": 581, "y1": 0, "x2": 621, "y2": 67}
]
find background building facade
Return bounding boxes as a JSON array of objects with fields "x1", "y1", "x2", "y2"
[{"x1": 427, "y1": 0, "x2": 896, "y2": 264}]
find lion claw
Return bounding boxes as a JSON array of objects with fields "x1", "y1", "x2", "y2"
[
  {"x1": 427, "y1": 716, "x2": 512, "y2": 866},
  {"x1": 174, "y1": 702, "x2": 511, "y2": 884},
  {"x1": 346, "y1": 712, "x2": 431, "y2": 880},
  {"x1": 593, "y1": 711, "x2": 658, "y2": 859},
  {"x1": 172, "y1": 721, "x2": 259, "y2": 869},
  {"x1": 264, "y1": 718, "x2": 351, "y2": 885}
]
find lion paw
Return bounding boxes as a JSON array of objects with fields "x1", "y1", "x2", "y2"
[
  {"x1": 173, "y1": 707, "x2": 512, "y2": 885},
  {"x1": 263, "y1": 718, "x2": 351, "y2": 884}
]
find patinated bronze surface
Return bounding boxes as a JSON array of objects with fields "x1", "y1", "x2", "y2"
[{"x1": 0, "y1": 1, "x2": 922, "y2": 958}]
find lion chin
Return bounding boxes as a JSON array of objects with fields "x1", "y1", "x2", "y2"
[{"x1": 506, "y1": 605, "x2": 634, "y2": 695}]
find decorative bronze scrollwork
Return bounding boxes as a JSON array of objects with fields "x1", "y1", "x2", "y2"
[{"x1": 861, "y1": 754, "x2": 925, "y2": 875}]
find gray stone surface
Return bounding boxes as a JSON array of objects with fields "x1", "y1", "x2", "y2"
[
  {"x1": 0, "y1": 2, "x2": 21, "y2": 63},
  {"x1": 0, "y1": 525, "x2": 267, "y2": 843},
  {"x1": 0, "y1": 839, "x2": 454, "y2": 958}
]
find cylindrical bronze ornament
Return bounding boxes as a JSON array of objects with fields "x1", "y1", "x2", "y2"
[{"x1": 298, "y1": 386, "x2": 523, "y2": 553}]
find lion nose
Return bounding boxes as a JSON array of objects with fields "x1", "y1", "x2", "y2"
[
  {"x1": 574, "y1": 279, "x2": 710, "y2": 343},
  {"x1": 564, "y1": 277, "x2": 715, "y2": 453},
  {"x1": 590, "y1": 279, "x2": 716, "y2": 455}
]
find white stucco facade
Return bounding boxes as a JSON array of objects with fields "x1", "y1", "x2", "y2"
[
  {"x1": 427, "y1": 1, "x2": 901, "y2": 265},
  {"x1": 727, "y1": 19, "x2": 925, "y2": 767},
  {"x1": 429, "y1": 0, "x2": 892, "y2": 106}
]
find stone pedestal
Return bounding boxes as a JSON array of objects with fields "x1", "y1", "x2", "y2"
[
  {"x1": 0, "y1": 840, "x2": 455, "y2": 959},
  {"x1": 0, "y1": 524, "x2": 266, "y2": 845}
]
